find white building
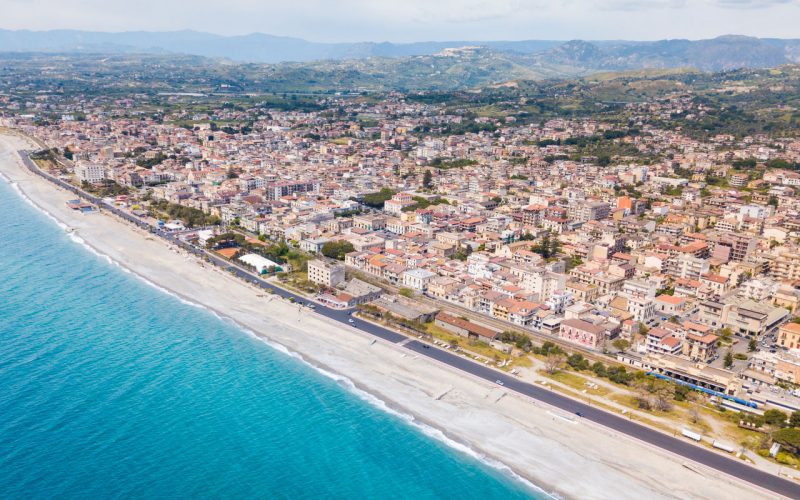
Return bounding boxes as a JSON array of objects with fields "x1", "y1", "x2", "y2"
[
  {"x1": 74, "y1": 163, "x2": 105, "y2": 183},
  {"x1": 239, "y1": 254, "x2": 283, "y2": 274},
  {"x1": 402, "y1": 268, "x2": 436, "y2": 291}
]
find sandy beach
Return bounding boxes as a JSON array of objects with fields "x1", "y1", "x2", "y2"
[{"x1": 0, "y1": 132, "x2": 777, "y2": 499}]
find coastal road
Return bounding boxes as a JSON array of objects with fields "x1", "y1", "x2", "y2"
[{"x1": 19, "y1": 150, "x2": 800, "y2": 499}]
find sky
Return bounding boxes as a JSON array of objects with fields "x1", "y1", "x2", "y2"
[{"x1": 1, "y1": 0, "x2": 799, "y2": 42}]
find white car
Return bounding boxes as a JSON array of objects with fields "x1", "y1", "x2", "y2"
[{"x1": 348, "y1": 318, "x2": 354, "y2": 323}]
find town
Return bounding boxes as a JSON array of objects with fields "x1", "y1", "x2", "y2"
[{"x1": 5, "y1": 63, "x2": 800, "y2": 466}]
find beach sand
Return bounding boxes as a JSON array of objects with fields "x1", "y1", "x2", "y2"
[{"x1": 0, "y1": 133, "x2": 776, "y2": 499}]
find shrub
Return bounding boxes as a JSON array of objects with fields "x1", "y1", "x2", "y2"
[{"x1": 567, "y1": 353, "x2": 590, "y2": 371}]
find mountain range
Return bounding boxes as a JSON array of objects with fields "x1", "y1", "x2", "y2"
[{"x1": 1, "y1": 29, "x2": 799, "y2": 73}]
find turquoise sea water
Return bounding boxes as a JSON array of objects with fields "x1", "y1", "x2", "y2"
[{"x1": 0, "y1": 177, "x2": 543, "y2": 498}]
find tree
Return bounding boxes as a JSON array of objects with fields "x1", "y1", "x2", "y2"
[
  {"x1": 398, "y1": 288, "x2": 414, "y2": 298},
  {"x1": 633, "y1": 379, "x2": 653, "y2": 410},
  {"x1": 591, "y1": 361, "x2": 607, "y2": 377},
  {"x1": 612, "y1": 339, "x2": 630, "y2": 352},
  {"x1": 723, "y1": 351, "x2": 734, "y2": 369},
  {"x1": 422, "y1": 169, "x2": 433, "y2": 190},
  {"x1": 764, "y1": 409, "x2": 788, "y2": 427},
  {"x1": 748, "y1": 339, "x2": 757, "y2": 352},
  {"x1": 567, "y1": 353, "x2": 589, "y2": 371},
  {"x1": 790, "y1": 411, "x2": 800, "y2": 428},
  {"x1": 360, "y1": 188, "x2": 396, "y2": 208},
  {"x1": 633, "y1": 378, "x2": 673, "y2": 412},
  {"x1": 652, "y1": 381, "x2": 674, "y2": 412},
  {"x1": 544, "y1": 353, "x2": 565, "y2": 374},
  {"x1": 772, "y1": 428, "x2": 800, "y2": 454},
  {"x1": 531, "y1": 231, "x2": 561, "y2": 260},
  {"x1": 321, "y1": 240, "x2": 355, "y2": 260}
]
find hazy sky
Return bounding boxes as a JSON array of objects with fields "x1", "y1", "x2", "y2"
[{"x1": 2, "y1": 0, "x2": 799, "y2": 41}]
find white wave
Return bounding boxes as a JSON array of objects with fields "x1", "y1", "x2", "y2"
[
  {"x1": 2, "y1": 175, "x2": 74, "y2": 236},
  {"x1": 240, "y1": 328, "x2": 556, "y2": 498},
  {"x1": 1, "y1": 169, "x2": 556, "y2": 498}
]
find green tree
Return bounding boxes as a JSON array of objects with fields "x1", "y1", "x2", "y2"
[
  {"x1": 772, "y1": 428, "x2": 800, "y2": 454},
  {"x1": 612, "y1": 339, "x2": 630, "y2": 352},
  {"x1": 748, "y1": 339, "x2": 757, "y2": 352},
  {"x1": 360, "y1": 188, "x2": 396, "y2": 208},
  {"x1": 764, "y1": 409, "x2": 788, "y2": 427},
  {"x1": 567, "y1": 354, "x2": 590, "y2": 371},
  {"x1": 398, "y1": 288, "x2": 414, "y2": 298},
  {"x1": 531, "y1": 231, "x2": 561, "y2": 260},
  {"x1": 422, "y1": 169, "x2": 433, "y2": 190},
  {"x1": 320, "y1": 240, "x2": 355, "y2": 260},
  {"x1": 790, "y1": 411, "x2": 800, "y2": 428},
  {"x1": 723, "y1": 351, "x2": 734, "y2": 369}
]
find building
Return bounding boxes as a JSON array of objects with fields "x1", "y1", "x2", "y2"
[
  {"x1": 569, "y1": 201, "x2": 610, "y2": 222},
  {"x1": 654, "y1": 295, "x2": 686, "y2": 317},
  {"x1": 372, "y1": 296, "x2": 438, "y2": 322},
  {"x1": 645, "y1": 327, "x2": 683, "y2": 355},
  {"x1": 238, "y1": 254, "x2": 283, "y2": 274},
  {"x1": 403, "y1": 268, "x2": 436, "y2": 291},
  {"x1": 341, "y1": 278, "x2": 382, "y2": 306},
  {"x1": 698, "y1": 295, "x2": 788, "y2": 339},
  {"x1": 74, "y1": 162, "x2": 105, "y2": 183},
  {"x1": 778, "y1": 322, "x2": 800, "y2": 351},
  {"x1": 353, "y1": 214, "x2": 387, "y2": 232},
  {"x1": 619, "y1": 352, "x2": 741, "y2": 396},
  {"x1": 434, "y1": 312, "x2": 500, "y2": 343},
  {"x1": 768, "y1": 251, "x2": 800, "y2": 282},
  {"x1": 307, "y1": 259, "x2": 345, "y2": 287},
  {"x1": 265, "y1": 180, "x2": 318, "y2": 201},
  {"x1": 559, "y1": 318, "x2": 607, "y2": 349},
  {"x1": 683, "y1": 331, "x2": 719, "y2": 362}
]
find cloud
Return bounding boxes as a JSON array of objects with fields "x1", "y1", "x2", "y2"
[
  {"x1": 0, "y1": 0, "x2": 798, "y2": 41},
  {"x1": 713, "y1": 0, "x2": 796, "y2": 7},
  {"x1": 594, "y1": 0, "x2": 687, "y2": 11}
]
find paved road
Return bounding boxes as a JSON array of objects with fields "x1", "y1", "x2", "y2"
[{"x1": 20, "y1": 151, "x2": 800, "y2": 498}]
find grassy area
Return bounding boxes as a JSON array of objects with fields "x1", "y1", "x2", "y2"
[
  {"x1": 424, "y1": 323, "x2": 534, "y2": 369},
  {"x1": 276, "y1": 270, "x2": 320, "y2": 295},
  {"x1": 543, "y1": 370, "x2": 611, "y2": 397}
]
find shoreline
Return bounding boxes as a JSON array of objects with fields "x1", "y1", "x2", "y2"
[
  {"x1": 0, "y1": 132, "x2": 778, "y2": 500},
  {"x1": 0, "y1": 161, "x2": 549, "y2": 497}
]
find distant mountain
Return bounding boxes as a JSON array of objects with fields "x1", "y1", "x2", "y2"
[
  {"x1": 0, "y1": 29, "x2": 798, "y2": 76},
  {"x1": 571, "y1": 35, "x2": 799, "y2": 72},
  {"x1": 0, "y1": 29, "x2": 562, "y2": 63}
]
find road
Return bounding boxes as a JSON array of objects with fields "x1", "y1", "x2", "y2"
[{"x1": 19, "y1": 150, "x2": 800, "y2": 498}]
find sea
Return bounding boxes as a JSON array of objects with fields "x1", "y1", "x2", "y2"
[{"x1": 0, "y1": 176, "x2": 545, "y2": 498}]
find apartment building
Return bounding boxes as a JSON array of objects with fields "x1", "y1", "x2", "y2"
[
  {"x1": 768, "y1": 251, "x2": 800, "y2": 281},
  {"x1": 307, "y1": 259, "x2": 345, "y2": 287},
  {"x1": 74, "y1": 162, "x2": 105, "y2": 183},
  {"x1": 778, "y1": 322, "x2": 800, "y2": 351},
  {"x1": 265, "y1": 180, "x2": 319, "y2": 201}
]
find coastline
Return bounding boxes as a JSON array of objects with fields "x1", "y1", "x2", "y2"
[{"x1": 0, "y1": 133, "x2": 777, "y2": 499}]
